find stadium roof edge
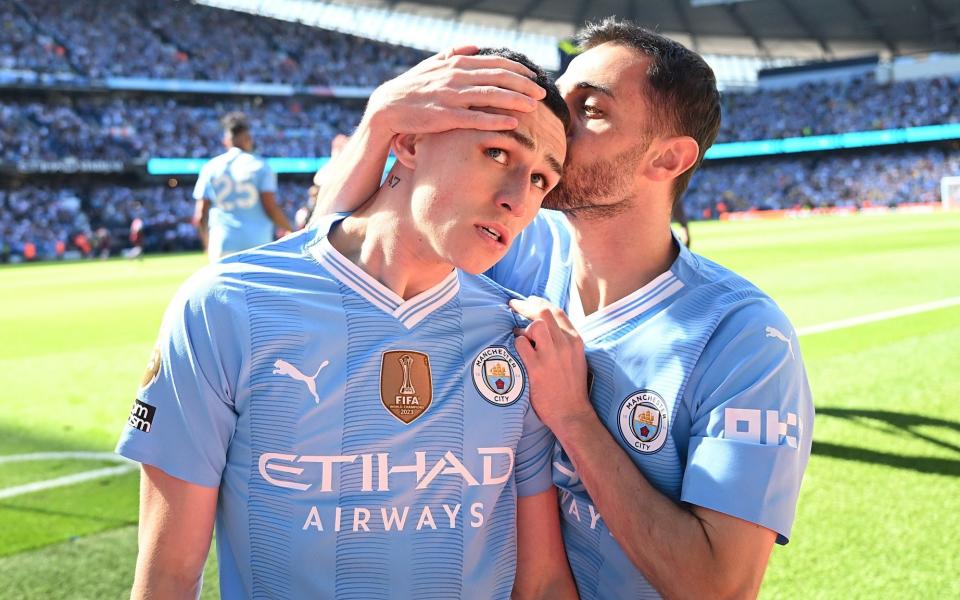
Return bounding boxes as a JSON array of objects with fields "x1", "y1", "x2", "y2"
[{"x1": 325, "y1": 0, "x2": 960, "y2": 59}]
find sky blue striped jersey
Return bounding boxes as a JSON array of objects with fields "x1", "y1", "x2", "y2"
[
  {"x1": 487, "y1": 210, "x2": 814, "y2": 600},
  {"x1": 193, "y1": 147, "x2": 278, "y2": 255},
  {"x1": 116, "y1": 217, "x2": 554, "y2": 599}
]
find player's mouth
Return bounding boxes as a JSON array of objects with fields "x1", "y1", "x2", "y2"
[{"x1": 475, "y1": 223, "x2": 509, "y2": 248}]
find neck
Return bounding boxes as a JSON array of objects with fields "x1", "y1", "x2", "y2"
[
  {"x1": 328, "y1": 176, "x2": 453, "y2": 300},
  {"x1": 567, "y1": 201, "x2": 677, "y2": 316}
]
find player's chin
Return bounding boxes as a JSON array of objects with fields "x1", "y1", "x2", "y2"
[{"x1": 452, "y1": 250, "x2": 505, "y2": 275}]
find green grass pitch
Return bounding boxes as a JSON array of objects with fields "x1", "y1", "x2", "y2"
[{"x1": 1, "y1": 211, "x2": 958, "y2": 599}]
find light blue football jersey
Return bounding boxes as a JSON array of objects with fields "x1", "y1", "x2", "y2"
[
  {"x1": 116, "y1": 216, "x2": 554, "y2": 599},
  {"x1": 487, "y1": 210, "x2": 814, "y2": 600},
  {"x1": 193, "y1": 147, "x2": 278, "y2": 256}
]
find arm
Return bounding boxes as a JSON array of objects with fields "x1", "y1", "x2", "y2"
[
  {"x1": 131, "y1": 464, "x2": 218, "y2": 600},
  {"x1": 510, "y1": 298, "x2": 778, "y2": 599},
  {"x1": 259, "y1": 191, "x2": 292, "y2": 235},
  {"x1": 309, "y1": 46, "x2": 546, "y2": 224},
  {"x1": 547, "y1": 415, "x2": 774, "y2": 599},
  {"x1": 512, "y1": 488, "x2": 579, "y2": 600},
  {"x1": 192, "y1": 198, "x2": 209, "y2": 249}
]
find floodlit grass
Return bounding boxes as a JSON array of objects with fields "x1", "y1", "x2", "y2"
[{"x1": 1, "y1": 212, "x2": 958, "y2": 598}]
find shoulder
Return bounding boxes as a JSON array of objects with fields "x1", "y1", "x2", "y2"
[
  {"x1": 457, "y1": 272, "x2": 526, "y2": 328},
  {"x1": 522, "y1": 209, "x2": 571, "y2": 247}
]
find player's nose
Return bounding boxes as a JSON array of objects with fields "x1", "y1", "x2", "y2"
[{"x1": 494, "y1": 174, "x2": 530, "y2": 218}]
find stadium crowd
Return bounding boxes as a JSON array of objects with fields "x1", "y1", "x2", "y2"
[
  {"x1": 3, "y1": 0, "x2": 428, "y2": 85},
  {"x1": 0, "y1": 180, "x2": 311, "y2": 261},
  {"x1": 3, "y1": 146, "x2": 956, "y2": 262},
  {"x1": 2, "y1": 0, "x2": 960, "y2": 262},
  {"x1": 3, "y1": 70, "x2": 959, "y2": 164},
  {"x1": 686, "y1": 146, "x2": 960, "y2": 216},
  {"x1": 718, "y1": 73, "x2": 960, "y2": 142},
  {"x1": 0, "y1": 96, "x2": 362, "y2": 162}
]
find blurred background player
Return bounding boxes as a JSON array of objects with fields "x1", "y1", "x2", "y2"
[
  {"x1": 192, "y1": 112, "x2": 292, "y2": 261},
  {"x1": 300, "y1": 133, "x2": 351, "y2": 229}
]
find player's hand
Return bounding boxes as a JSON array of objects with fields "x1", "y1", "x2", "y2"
[
  {"x1": 366, "y1": 45, "x2": 547, "y2": 136},
  {"x1": 510, "y1": 297, "x2": 593, "y2": 433}
]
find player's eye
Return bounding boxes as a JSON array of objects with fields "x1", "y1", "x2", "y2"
[
  {"x1": 583, "y1": 104, "x2": 603, "y2": 118},
  {"x1": 485, "y1": 148, "x2": 508, "y2": 164},
  {"x1": 531, "y1": 173, "x2": 548, "y2": 190}
]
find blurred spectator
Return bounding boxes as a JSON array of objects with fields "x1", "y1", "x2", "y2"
[
  {"x1": 719, "y1": 74, "x2": 960, "y2": 142},
  {"x1": 685, "y1": 146, "x2": 960, "y2": 216},
  {"x1": 15, "y1": 0, "x2": 427, "y2": 84},
  {"x1": 0, "y1": 96, "x2": 362, "y2": 162}
]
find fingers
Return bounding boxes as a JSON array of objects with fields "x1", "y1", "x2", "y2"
[
  {"x1": 458, "y1": 68, "x2": 545, "y2": 99},
  {"x1": 510, "y1": 298, "x2": 581, "y2": 345},
  {"x1": 437, "y1": 45, "x2": 479, "y2": 60},
  {"x1": 438, "y1": 108, "x2": 519, "y2": 132},
  {"x1": 445, "y1": 53, "x2": 540, "y2": 80},
  {"x1": 514, "y1": 333, "x2": 536, "y2": 362},
  {"x1": 459, "y1": 87, "x2": 539, "y2": 112}
]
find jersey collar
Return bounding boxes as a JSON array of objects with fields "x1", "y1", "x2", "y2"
[
  {"x1": 308, "y1": 215, "x2": 461, "y2": 330},
  {"x1": 568, "y1": 233, "x2": 688, "y2": 341}
]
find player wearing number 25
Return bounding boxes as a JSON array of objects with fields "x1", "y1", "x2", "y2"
[{"x1": 192, "y1": 111, "x2": 293, "y2": 262}]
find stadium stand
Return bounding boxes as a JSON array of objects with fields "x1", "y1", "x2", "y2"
[
  {"x1": 0, "y1": 95, "x2": 363, "y2": 161},
  {"x1": 1, "y1": 0, "x2": 958, "y2": 262},
  {"x1": 718, "y1": 73, "x2": 960, "y2": 142},
  {"x1": 10, "y1": 0, "x2": 429, "y2": 83},
  {"x1": 687, "y1": 145, "x2": 960, "y2": 217}
]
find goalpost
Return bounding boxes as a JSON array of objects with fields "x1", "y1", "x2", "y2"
[{"x1": 942, "y1": 176, "x2": 960, "y2": 210}]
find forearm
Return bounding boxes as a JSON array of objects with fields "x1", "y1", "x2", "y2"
[
  {"x1": 554, "y1": 415, "x2": 748, "y2": 599},
  {"x1": 513, "y1": 488, "x2": 579, "y2": 600},
  {"x1": 131, "y1": 555, "x2": 203, "y2": 600},
  {"x1": 312, "y1": 113, "x2": 393, "y2": 219},
  {"x1": 266, "y1": 204, "x2": 292, "y2": 233},
  {"x1": 132, "y1": 465, "x2": 216, "y2": 600}
]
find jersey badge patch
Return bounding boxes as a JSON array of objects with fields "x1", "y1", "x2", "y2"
[
  {"x1": 127, "y1": 399, "x2": 156, "y2": 433},
  {"x1": 380, "y1": 351, "x2": 433, "y2": 423},
  {"x1": 472, "y1": 346, "x2": 525, "y2": 406},
  {"x1": 139, "y1": 344, "x2": 162, "y2": 389},
  {"x1": 618, "y1": 390, "x2": 669, "y2": 454}
]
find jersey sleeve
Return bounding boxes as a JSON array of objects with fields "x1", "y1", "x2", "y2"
[
  {"x1": 680, "y1": 300, "x2": 814, "y2": 544},
  {"x1": 257, "y1": 161, "x2": 278, "y2": 194},
  {"x1": 485, "y1": 211, "x2": 562, "y2": 298},
  {"x1": 513, "y1": 394, "x2": 556, "y2": 497},
  {"x1": 115, "y1": 267, "x2": 246, "y2": 488},
  {"x1": 193, "y1": 164, "x2": 212, "y2": 201}
]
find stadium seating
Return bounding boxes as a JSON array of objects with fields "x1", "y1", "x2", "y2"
[
  {"x1": 13, "y1": 0, "x2": 429, "y2": 84},
  {"x1": 718, "y1": 73, "x2": 960, "y2": 142},
  {"x1": 686, "y1": 146, "x2": 960, "y2": 217},
  {"x1": 2, "y1": 0, "x2": 958, "y2": 262}
]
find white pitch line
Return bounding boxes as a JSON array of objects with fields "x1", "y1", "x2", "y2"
[
  {"x1": 0, "y1": 464, "x2": 138, "y2": 500},
  {"x1": 0, "y1": 451, "x2": 131, "y2": 465},
  {"x1": 0, "y1": 452, "x2": 138, "y2": 501},
  {"x1": 798, "y1": 296, "x2": 960, "y2": 336}
]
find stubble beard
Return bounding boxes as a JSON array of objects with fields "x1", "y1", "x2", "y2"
[{"x1": 544, "y1": 141, "x2": 648, "y2": 221}]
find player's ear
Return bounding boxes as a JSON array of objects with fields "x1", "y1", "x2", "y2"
[
  {"x1": 391, "y1": 133, "x2": 420, "y2": 169},
  {"x1": 645, "y1": 136, "x2": 699, "y2": 182}
]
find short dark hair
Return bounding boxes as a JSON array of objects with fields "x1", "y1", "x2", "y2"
[
  {"x1": 578, "y1": 18, "x2": 721, "y2": 203},
  {"x1": 476, "y1": 48, "x2": 570, "y2": 132},
  {"x1": 221, "y1": 111, "x2": 251, "y2": 137}
]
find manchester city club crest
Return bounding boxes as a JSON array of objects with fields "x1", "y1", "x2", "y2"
[
  {"x1": 483, "y1": 358, "x2": 514, "y2": 395},
  {"x1": 618, "y1": 390, "x2": 669, "y2": 454},
  {"x1": 472, "y1": 346, "x2": 524, "y2": 406}
]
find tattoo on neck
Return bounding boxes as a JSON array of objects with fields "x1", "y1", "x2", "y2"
[{"x1": 387, "y1": 175, "x2": 401, "y2": 188}]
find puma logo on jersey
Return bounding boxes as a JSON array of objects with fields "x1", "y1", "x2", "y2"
[
  {"x1": 765, "y1": 326, "x2": 795, "y2": 359},
  {"x1": 273, "y1": 359, "x2": 330, "y2": 404}
]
